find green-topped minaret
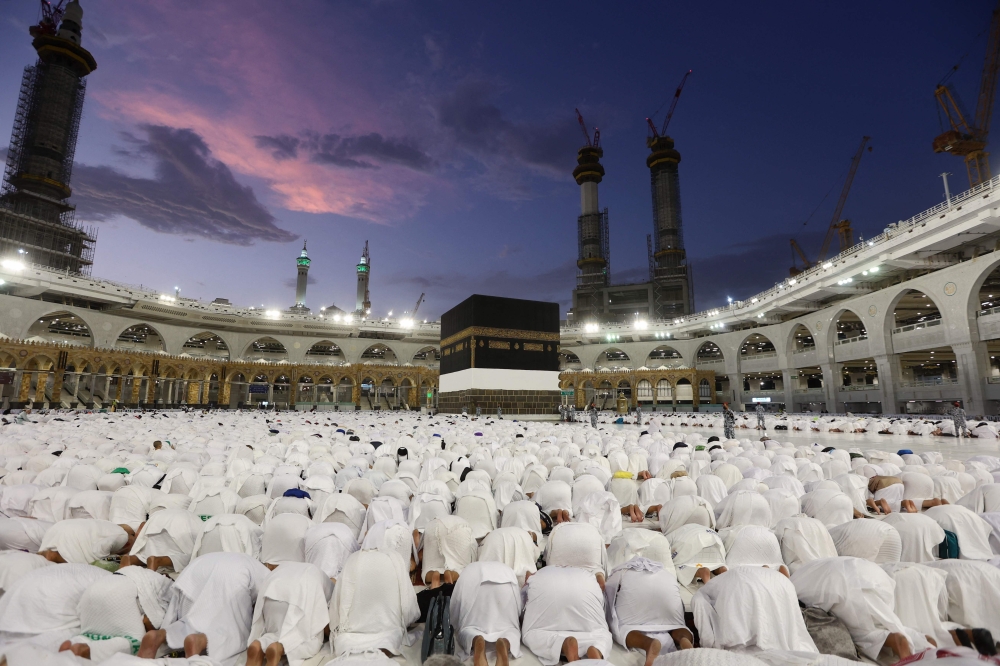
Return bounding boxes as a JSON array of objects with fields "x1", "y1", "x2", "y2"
[{"x1": 292, "y1": 240, "x2": 310, "y2": 311}]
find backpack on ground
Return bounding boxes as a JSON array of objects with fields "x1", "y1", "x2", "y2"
[
  {"x1": 938, "y1": 530, "x2": 960, "y2": 559},
  {"x1": 420, "y1": 588, "x2": 455, "y2": 662}
]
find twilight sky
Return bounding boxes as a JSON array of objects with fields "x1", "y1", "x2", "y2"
[{"x1": 0, "y1": 0, "x2": 994, "y2": 320}]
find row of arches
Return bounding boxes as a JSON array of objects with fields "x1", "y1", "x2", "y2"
[{"x1": 22, "y1": 312, "x2": 440, "y2": 367}]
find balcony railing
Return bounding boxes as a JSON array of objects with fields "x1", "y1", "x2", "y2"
[
  {"x1": 835, "y1": 334, "x2": 868, "y2": 346},
  {"x1": 900, "y1": 377, "x2": 960, "y2": 387},
  {"x1": 892, "y1": 318, "x2": 942, "y2": 334},
  {"x1": 840, "y1": 383, "x2": 878, "y2": 391},
  {"x1": 740, "y1": 351, "x2": 778, "y2": 359}
]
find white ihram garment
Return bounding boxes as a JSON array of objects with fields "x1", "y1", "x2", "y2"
[
  {"x1": 449, "y1": 561, "x2": 523, "y2": 661},
  {"x1": 605, "y1": 558, "x2": 685, "y2": 651},
  {"x1": 247, "y1": 562, "x2": 334, "y2": 666}
]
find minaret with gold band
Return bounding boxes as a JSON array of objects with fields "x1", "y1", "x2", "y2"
[{"x1": 572, "y1": 143, "x2": 609, "y2": 292}]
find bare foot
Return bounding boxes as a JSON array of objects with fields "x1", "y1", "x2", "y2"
[
  {"x1": 885, "y1": 632, "x2": 912, "y2": 659},
  {"x1": 138, "y1": 629, "x2": 167, "y2": 658},
  {"x1": 496, "y1": 637, "x2": 510, "y2": 666},
  {"x1": 119, "y1": 554, "x2": 144, "y2": 568},
  {"x1": 586, "y1": 646, "x2": 603, "y2": 660},
  {"x1": 246, "y1": 640, "x2": 264, "y2": 666},
  {"x1": 561, "y1": 636, "x2": 580, "y2": 662},
  {"x1": 426, "y1": 570, "x2": 441, "y2": 589},
  {"x1": 59, "y1": 642, "x2": 91, "y2": 659},
  {"x1": 264, "y1": 641, "x2": 284, "y2": 666},
  {"x1": 184, "y1": 633, "x2": 208, "y2": 658},
  {"x1": 670, "y1": 628, "x2": 694, "y2": 650},
  {"x1": 443, "y1": 570, "x2": 458, "y2": 585},
  {"x1": 472, "y1": 635, "x2": 488, "y2": 666},
  {"x1": 644, "y1": 640, "x2": 661, "y2": 666}
]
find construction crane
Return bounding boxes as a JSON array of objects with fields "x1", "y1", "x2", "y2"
[
  {"x1": 31, "y1": 0, "x2": 66, "y2": 37},
  {"x1": 790, "y1": 136, "x2": 872, "y2": 275},
  {"x1": 575, "y1": 109, "x2": 600, "y2": 148},
  {"x1": 411, "y1": 293, "x2": 425, "y2": 318},
  {"x1": 933, "y1": 0, "x2": 1000, "y2": 187},
  {"x1": 646, "y1": 70, "x2": 692, "y2": 139}
]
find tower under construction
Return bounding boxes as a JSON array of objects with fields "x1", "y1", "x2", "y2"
[
  {"x1": 0, "y1": 1, "x2": 97, "y2": 274},
  {"x1": 647, "y1": 134, "x2": 693, "y2": 318}
]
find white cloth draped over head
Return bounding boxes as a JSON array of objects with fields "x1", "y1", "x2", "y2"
[
  {"x1": 71, "y1": 573, "x2": 151, "y2": 661},
  {"x1": 421, "y1": 515, "x2": 477, "y2": 579},
  {"x1": 667, "y1": 524, "x2": 727, "y2": 587},
  {"x1": 0, "y1": 516, "x2": 51, "y2": 552},
  {"x1": 713, "y1": 491, "x2": 771, "y2": 529},
  {"x1": 791, "y1": 556, "x2": 931, "y2": 660},
  {"x1": 314, "y1": 493, "x2": 367, "y2": 539},
  {"x1": 544, "y1": 522, "x2": 608, "y2": 576},
  {"x1": 193, "y1": 514, "x2": 264, "y2": 560},
  {"x1": 773, "y1": 516, "x2": 837, "y2": 574},
  {"x1": 114, "y1": 565, "x2": 174, "y2": 629},
  {"x1": 800, "y1": 489, "x2": 854, "y2": 528},
  {"x1": 247, "y1": 562, "x2": 334, "y2": 666},
  {"x1": 162, "y1": 552, "x2": 269, "y2": 666},
  {"x1": 130, "y1": 509, "x2": 203, "y2": 572},
  {"x1": 358, "y1": 496, "x2": 406, "y2": 542},
  {"x1": 520, "y1": 565, "x2": 613, "y2": 666},
  {"x1": 719, "y1": 525, "x2": 783, "y2": 569},
  {"x1": 449, "y1": 560, "x2": 523, "y2": 662},
  {"x1": 880, "y1": 513, "x2": 945, "y2": 563},
  {"x1": 304, "y1": 522, "x2": 359, "y2": 580},
  {"x1": 606, "y1": 529, "x2": 675, "y2": 575},
  {"x1": 604, "y1": 557, "x2": 685, "y2": 650},
  {"x1": 328, "y1": 550, "x2": 419, "y2": 657},
  {"x1": 260, "y1": 512, "x2": 311, "y2": 565},
  {"x1": 924, "y1": 504, "x2": 995, "y2": 560},
  {"x1": 925, "y1": 559, "x2": 1000, "y2": 638},
  {"x1": 828, "y1": 519, "x2": 902, "y2": 564},
  {"x1": 39, "y1": 519, "x2": 128, "y2": 563},
  {"x1": 693, "y1": 565, "x2": 817, "y2": 653},
  {"x1": 880, "y1": 562, "x2": 953, "y2": 648},
  {"x1": 476, "y1": 526, "x2": 538, "y2": 584},
  {"x1": 573, "y1": 491, "x2": 623, "y2": 544},
  {"x1": 499, "y1": 500, "x2": 543, "y2": 543},
  {"x1": 0, "y1": 551, "x2": 52, "y2": 596},
  {"x1": 534, "y1": 480, "x2": 573, "y2": 516},
  {"x1": 956, "y1": 482, "x2": 1000, "y2": 513},
  {"x1": 659, "y1": 495, "x2": 716, "y2": 534},
  {"x1": 0, "y1": 563, "x2": 109, "y2": 645}
]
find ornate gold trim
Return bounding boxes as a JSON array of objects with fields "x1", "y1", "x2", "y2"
[{"x1": 440, "y1": 326, "x2": 560, "y2": 348}]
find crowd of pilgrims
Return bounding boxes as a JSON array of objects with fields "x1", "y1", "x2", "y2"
[{"x1": 0, "y1": 410, "x2": 999, "y2": 666}]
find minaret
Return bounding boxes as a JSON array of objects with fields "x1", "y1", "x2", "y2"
[
  {"x1": 647, "y1": 134, "x2": 692, "y2": 317},
  {"x1": 573, "y1": 143, "x2": 609, "y2": 289},
  {"x1": 355, "y1": 240, "x2": 371, "y2": 316},
  {"x1": 291, "y1": 241, "x2": 310, "y2": 311},
  {"x1": 0, "y1": 0, "x2": 97, "y2": 274}
]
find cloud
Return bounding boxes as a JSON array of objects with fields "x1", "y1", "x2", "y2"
[
  {"x1": 254, "y1": 134, "x2": 300, "y2": 161},
  {"x1": 72, "y1": 125, "x2": 297, "y2": 245},
  {"x1": 424, "y1": 34, "x2": 444, "y2": 70},
  {"x1": 437, "y1": 82, "x2": 579, "y2": 175},
  {"x1": 497, "y1": 244, "x2": 523, "y2": 259},
  {"x1": 283, "y1": 274, "x2": 319, "y2": 289}
]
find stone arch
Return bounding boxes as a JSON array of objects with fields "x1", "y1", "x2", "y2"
[
  {"x1": 411, "y1": 346, "x2": 440, "y2": 366},
  {"x1": 180, "y1": 331, "x2": 231, "y2": 360},
  {"x1": 675, "y1": 377, "x2": 693, "y2": 403},
  {"x1": 360, "y1": 343, "x2": 399, "y2": 365},
  {"x1": 644, "y1": 345, "x2": 684, "y2": 369},
  {"x1": 594, "y1": 347, "x2": 632, "y2": 371},
  {"x1": 739, "y1": 332, "x2": 776, "y2": 358},
  {"x1": 828, "y1": 308, "x2": 868, "y2": 346},
  {"x1": 305, "y1": 340, "x2": 345, "y2": 364},
  {"x1": 636, "y1": 378, "x2": 654, "y2": 402},
  {"x1": 559, "y1": 350, "x2": 582, "y2": 371},
  {"x1": 244, "y1": 337, "x2": 288, "y2": 362},
  {"x1": 25, "y1": 311, "x2": 94, "y2": 346},
  {"x1": 695, "y1": 341, "x2": 724, "y2": 365},
  {"x1": 699, "y1": 377, "x2": 712, "y2": 400},
  {"x1": 787, "y1": 323, "x2": 816, "y2": 354},
  {"x1": 889, "y1": 288, "x2": 944, "y2": 329},
  {"x1": 655, "y1": 378, "x2": 673, "y2": 401},
  {"x1": 113, "y1": 322, "x2": 166, "y2": 352}
]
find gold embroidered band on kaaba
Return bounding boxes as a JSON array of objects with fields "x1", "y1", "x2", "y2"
[{"x1": 440, "y1": 326, "x2": 561, "y2": 349}]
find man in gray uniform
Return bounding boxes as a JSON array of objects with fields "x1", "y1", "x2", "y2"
[
  {"x1": 755, "y1": 403, "x2": 766, "y2": 431},
  {"x1": 722, "y1": 402, "x2": 736, "y2": 440},
  {"x1": 949, "y1": 401, "x2": 970, "y2": 437},
  {"x1": 590, "y1": 402, "x2": 598, "y2": 428}
]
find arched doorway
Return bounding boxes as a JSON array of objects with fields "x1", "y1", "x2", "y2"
[
  {"x1": 636, "y1": 379, "x2": 653, "y2": 404},
  {"x1": 789, "y1": 324, "x2": 815, "y2": 353},
  {"x1": 892, "y1": 289, "x2": 942, "y2": 331},
  {"x1": 115, "y1": 324, "x2": 165, "y2": 352},
  {"x1": 645, "y1": 345, "x2": 684, "y2": 369},
  {"x1": 361, "y1": 344, "x2": 398, "y2": 364},
  {"x1": 558, "y1": 350, "x2": 582, "y2": 371},
  {"x1": 740, "y1": 333, "x2": 776, "y2": 359},
  {"x1": 245, "y1": 338, "x2": 288, "y2": 362},
  {"x1": 26, "y1": 312, "x2": 93, "y2": 346},
  {"x1": 834, "y1": 310, "x2": 867, "y2": 343},
  {"x1": 595, "y1": 348, "x2": 631, "y2": 371},
  {"x1": 306, "y1": 341, "x2": 345, "y2": 364},
  {"x1": 696, "y1": 342, "x2": 724, "y2": 368},
  {"x1": 182, "y1": 332, "x2": 230, "y2": 360},
  {"x1": 675, "y1": 378, "x2": 693, "y2": 404},
  {"x1": 412, "y1": 347, "x2": 440, "y2": 368}
]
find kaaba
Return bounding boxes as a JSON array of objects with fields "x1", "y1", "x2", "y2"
[{"x1": 438, "y1": 294, "x2": 562, "y2": 415}]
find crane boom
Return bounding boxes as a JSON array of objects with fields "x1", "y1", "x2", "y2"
[
  {"x1": 575, "y1": 108, "x2": 591, "y2": 147},
  {"x1": 660, "y1": 69, "x2": 692, "y2": 135},
  {"x1": 412, "y1": 292, "x2": 425, "y2": 317},
  {"x1": 975, "y1": 1, "x2": 1000, "y2": 143},
  {"x1": 816, "y1": 136, "x2": 871, "y2": 262}
]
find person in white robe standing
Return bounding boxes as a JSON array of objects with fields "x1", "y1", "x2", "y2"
[
  {"x1": 449, "y1": 561, "x2": 523, "y2": 666},
  {"x1": 520, "y1": 565, "x2": 613, "y2": 665}
]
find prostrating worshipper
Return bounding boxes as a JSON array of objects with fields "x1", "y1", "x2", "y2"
[
  {"x1": 692, "y1": 565, "x2": 818, "y2": 654},
  {"x1": 449, "y1": 561, "x2": 523, "y2": 666},
  {"x1": 420, "y1": 515, "x2": 477, "y2": 588},
  {"x1": 0, "y1": 516, "x2": 51, "y2": 552},
  {"x1": 58, "y1": 567, "x2": 172, "y2": 661},
  {"x1": 245, "y1": 562, "x2": 334, "y2": 666},
  {"x1": 718, "y1": 525, "x2": 787, "y2": 574},
  {"x1": 544, "y1": 521, "x2": 608, "y2": 581},
  {"x1": 0, "y1": 563, "x2": 109, "y2": 648},
  {"x1": 791, "y1": 556, "x2": 933, "y2": 661},
  {"x1": 656, "y1": 495, "x2": 716, "y2": 535},
  {"x1": 881, "y1": 512, "x2": 945, "y2": 563},
  {"x1": 520, "y1": 565, "x2": 613, "y2": 665},
  {"x1": 121, "y1": 509, "x2": 203, "y2": 572},
  {"x1": 605, "y1": 557, "x2": 692, "y2": 666},
  {"x1": 37, "y1": 519, "x2": 136, "y2": 564},
  {"x1": 476, "y1": 526, "x2": 538, "y2": 585},
  {"x1": 499, "y1": 500, "x2": 546, "y2": 545},
  {"x1": 534, "y1": 480, "x2": 573, "y2": 525},
  {"x1": 772, "y1": 516, "x2": 838, "y2": 574},
  {"x1": 881, "y1": 562, "x2": 997, "y2": 656},
  {"x1": 0, "y1": 551, "x2": 52, "y2": 600},
  {"x1": 138, "y1": 552, "x2": 269, "y2": 666},
  {"x1": 925, "y1": 559, "x2": 1000, "y2": 640},
  {"x1": 667, "y1": 524, "x2": 727, "y2": 604},
  {"x1": 327, "y1": 549, "x2": 419, "y2": 657},
  {"x1": 923, "y1": 504, "x2": 995, "y2": 560},
  {"x1": 827, "y1": 518, "x2": 902, "y2": 564},
  {"x1": 259, "y1": 512, "x2": 311, "y2": 568},
  {"x1": 191, "y1": 514, "x2": 263, "y2": 560},
  {"x1": 303, "y1": 522, "x2": 359, "y2": 583}
]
